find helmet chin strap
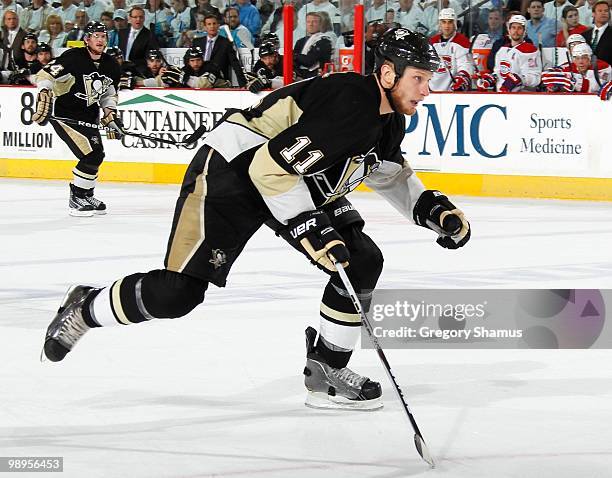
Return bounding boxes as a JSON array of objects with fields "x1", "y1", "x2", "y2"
[{"x1": 378, "y1": 69, "x2": 401, "y2": 113}]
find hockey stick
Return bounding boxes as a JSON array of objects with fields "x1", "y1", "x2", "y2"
[
  {"x1": 334, "y1": 262, "x2": 436, "y2": 469},
  {"x1": 50, "y1": 116, "x2": 207, "y2": 147}
]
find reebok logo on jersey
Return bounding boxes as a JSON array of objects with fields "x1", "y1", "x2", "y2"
[{"x1": 290, "y1": 218, "x2": 317, "y2": 239}]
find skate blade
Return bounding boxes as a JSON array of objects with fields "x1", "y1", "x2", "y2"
[
  {"x1": 40, "y1": 285, "x2": 81, "y2": 363},
  {"x1": 93, "y1": 210, "x2": 107, "y2": 216},
  {"x1": 305, "y1": 391, "x2": 383, "y2": 411},
  {"x1": 69, "y1": 209, "x2": 95, "y2": 217}
]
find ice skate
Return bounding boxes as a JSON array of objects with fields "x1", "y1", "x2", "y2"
[
  {"x1": 42, "y1": 285, "x2": 98, "y2": 362},
  {"x1": 69, "y1": 184, "x2": 94, "y2": 217},
  {"x1": 85, "y1": 189, "x2": 107, "y2": 215},
  {"x1": 303, "y1": 327, "x2": 383, "y2": 410}
]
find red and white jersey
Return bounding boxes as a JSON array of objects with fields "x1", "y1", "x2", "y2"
[
  {"x1": 493, "y1": 41, "x2": 542, "y2": 91},
  {"x1": 560, "y1": 60, "x2": 612, "y2": 93},
  {"x1": 429, "y1": 32, "x2": 473, "y2": 91}
]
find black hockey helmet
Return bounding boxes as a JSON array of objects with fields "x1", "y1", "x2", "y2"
[
  {"x1": 37, "y1": 42, "x2": 52, "y2": 53},
  {"x1": 374, "y1": 27, "x2": 441, "y2": 76},
  {"x1": 84, "y1": 21, "x2": 107, "y2": 37},
  {"x1": 260, "y1": 32, "x2": 280, "y2": 49},
  {"x1": 105, "y1": 46, "x2": 123, "y2": 58},
  {"x1": 183, "y1": 46, "x2": 204, "y2": 61},
  {"x1": 258, "y1": 41, "x2": 278, "y2": 57},
  {"x1": 22, "y1": 32, "x2": 38, "y2": 44},
  {"x1": 145, "y1": 48, "x2": 164, "y2": 60}
]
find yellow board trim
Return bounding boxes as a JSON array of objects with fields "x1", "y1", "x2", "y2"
[{"x1": 1, "y1": 158, "x2": 612, "y2": 201}]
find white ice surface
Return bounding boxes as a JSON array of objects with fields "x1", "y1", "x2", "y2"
[{"x1": 1, "y1": 178, "x2": 612, "y2": 478}]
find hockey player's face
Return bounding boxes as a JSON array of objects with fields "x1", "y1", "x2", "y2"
[
  {"x1": 85, "y1": 32, "x2": 107, "y2": 55},
  {"x1": 188, "y1": 57, "x2": 203, "y2": 70},
  {"x1": 23, "y1": 39, "x2": 38, "y2": 54},
  {"x1": 37, "y1": 51, "x2": 52, "y2": 65},
  {"x1": 392, "y1": 66, "x2": 432, "y2": 116},
  {"x1": 439, "y1": 19, "x2": 455, "y2": 37},
  {"x1": 573, "y1": 54, "x2": 591, "y2": 73},
  {"x1": 508, "y1": 24, "x2": 525, "y2": 42},
  {"x1": 147, "y1": 58, "x2": 163, "y2": 74},
  {"x1": 261, "y1": 53, "x2": 278, "y2": 68}
]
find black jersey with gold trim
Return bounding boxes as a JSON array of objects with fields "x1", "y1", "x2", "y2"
[
  {"x1": 203, "y1": 72, "x2": 405, "y2": 224},
  {"x1": 36, "y1": 47, "x2": 121, "y2": 123}
]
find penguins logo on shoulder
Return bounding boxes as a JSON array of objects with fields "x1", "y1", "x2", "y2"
[
  {"x1": 76, "y1": 72, "x2": 113, "y2": 107},
  {"x1": 394, "y1": 29, "x2": 410, "y2": 40}
]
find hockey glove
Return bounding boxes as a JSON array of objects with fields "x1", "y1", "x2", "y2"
[
  {"x1": 541, "y1": 71, "x2": 575, "y2": 92},
  {"x1": 450, "y1": 71, "x2": 471, "y2": 91},
  {"x1": 161, "y1": 66, "x2": 186, "y2": 87},
  {"x1": 245, "y1": 72, "x2": 271, "y2": 93},
  {"x1": 500, "y1": 72, "x2": 523, "y2": 92},
  {"x1": 119, "y1": 72, "x2": 135, "y2": 90},
  {"x1": 476, "y1": 72, "x2": 496, "y2": 91},
  {"x1": 414, "y1": 190, "x2": 471, "y2": 250},
  {"x1": 287, "y1": 210, "x2": 350, "y2": 272},
  {"x1": 599, "y1": 80, "x2": 612, "y2": 101},
  {"x1": 32, "y1": 88, "x2": 53, "y2": 125},
  {"x1": 100, "y1": 109, "x2": 125, "y2": 140}
]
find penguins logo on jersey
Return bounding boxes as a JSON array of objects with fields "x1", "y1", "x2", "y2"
[
  {"x1": 75, "y1": 72, "x2": 113, "y2": 107},
  {"x1": 394, "y1": 29, "x2": 410, "y2": 40}
]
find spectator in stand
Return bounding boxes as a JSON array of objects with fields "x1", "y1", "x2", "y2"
[
  {"x1": 485, "y1": 8, "x2": 504, "y2": 42},
  {"x1": 262, "y1": 5, "x2": 303, "y2": 48},
  {"x1": 396, "y1": 0, "x2": 424, "y2": 32},
  {"x1": 168, "y1": 0, "x2": 190, "y2": 46},
  {"x1": 83, "y1": 0, "x2": 110, "y2": 22},
  {"x1": 193, "y1": 14, "x2": 246, "y2": 86},
  {"x1": 544, "y1": 0, "x2": 572, "y2": 23},
  {"x1": 319, "y1": 10, "x2": 337, "y2": 45},
  {"x1": 525, "y1": 0, "x2": 557, "y2": 48},
  {"x1": 144, "y1": 0, "x2": 172, "y2": 47},
  {"x1": 581, "y1": 1, "x2": 612, "y2": 65},
  {"x1": 365, "y1": 0, "x2": 386, "y2": 24},
  {"x1": 234, "y1": 0, "x2": 260, "y2": 39},
  {"x1": 293, "y1": 11, "x2": 332, "y2": 80},
  {"x1": 118, "y1": 5, "x2": 159, "y2": 70},
  {"x1": 297, "y1": 0, "x2": 339, "y2": 34},
  {"x1": 112, "y1": 8, "x2": 128, "y2": 38},
  {"x1": 101, "y1": 11, "x2": 117, "y2": 46},
  {"x1": 1, "y1": 9, "x2": 26, "y2": 69},
  {"x1": 111, "y1": 0, "x2": 127, "y2": 13},
  {"x1": 542, "y1": 42, "x2": 611, "y2": 92},
  {"x1": 478, "y1": 14, "x2": 542, "y2": 92},
  {"x1": 36, "y1": 41, "x2": 53, "y2": 65},
  {"x1": 430, "y1": 8, "x2": 473, "y2": 92},
  {"x1": 578, "y1": 0, "x2": 597, "y2": 27},
  {"x1": 54, "y1": 0, "x2": 78, "y2": 25},
  {"x1": 180, "y1": 11, "x2": 206, "y2": 46},
  {"x1": 337, "y1": 0, "x2": 353, "y2": 32},
  {"x1": 364, "y1": 20, "x2": 386, "y2": 74},
  {"x1": 556, "y1": 6, "x2": 588, "y2": 46},
  {"x1": 21, "y1": 0, "x2": 54, "y2": 34},
  {"x1": 66, "y1": 8, "x2": 89, "y2": 41},
  {"x1": 0, "y1": 0, "x2": 22, "y2": 22},
  {"x1": 64, "y1": 20, "x2": 74, "y2": 34},
  {"x1": 38, "y1": 13, "x2": 67, "y2": 48},
  {"x1": 190, "y1": 0, "x2": 220, "y2": 29},
  {"x1": 220, "y1": 6, "x2": 252, "y2": 48}
]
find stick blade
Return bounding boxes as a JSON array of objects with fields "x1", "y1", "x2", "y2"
[{"x1": 414, "y1": 433, "x2": 435, "y2": 468}]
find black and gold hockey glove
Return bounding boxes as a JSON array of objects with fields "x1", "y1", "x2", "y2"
[
  {"x1": 161, "y1": 66, "x2": 186, "y2": 87},
  {"x1": 32, "y1": 88, "x2": 53, "y2": 125},
  {"x1": 245, "y1": 72, "x2": 271, "y2": 93},
  {"x1": 287, "y1": 210, "x2": 350, "y2": 272},
  {"x1": 414, "y1": 190, "x2": 471, "y2": 249},
  {"x1": 100, "y1": 109, "x2": 125, "y2": 140},
  {"x1": 119, "y1": 72, "x2": 135, "y2": 90}
]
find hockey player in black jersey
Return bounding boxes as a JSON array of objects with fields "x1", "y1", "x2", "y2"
[
  {"x1": 246, "y1": 40, "x2": 284, "y2": 93},
  {"x1": 32, "y1": 21, "x2": 122, "y2": 217},
  {"x1": 42, "y1": 28, "x2": 471, "y2": 411}
]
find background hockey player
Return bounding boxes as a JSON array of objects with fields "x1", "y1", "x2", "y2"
[
  {"x1": 541, "y1": 42, "x2": 611, "y2": 93},
  {"x1": 42, "y1": 28, "x2": 471, "y2": 411},
  {"x1": 32, "y1": 21, "x2": 122, "y2": 216},
  {"x1": 159, "y1": 46, "x2": 230, "y2": 89},
  {"x1": 429, "y1": 8, "x2": 473, "y2": 92},
  {"x1": 477, "y1": 14, "x2": 542, "y2": 92},
  {"x1": 245, "y1": 40, "x2": 284, "y2": 93}
]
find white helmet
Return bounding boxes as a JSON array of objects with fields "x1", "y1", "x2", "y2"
[
  {"x1": 438, "y1": 8, "x2": 456, "y2": 21},
  {"x1": 507, "y1": 14, "x2": 527, "y2": 27},
  {"x1": 567, "y1": 33, "x2": 587, "y2": 46},
  {"x1": 572, "y1": 42, "x2": 593, "y2": 58}
]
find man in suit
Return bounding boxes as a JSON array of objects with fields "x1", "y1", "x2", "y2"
[
  {"x1": 1, "y1": 9, "x2": 27, "y2": 71},
  {"x1": 118, "y1": 5, "x2": 158, "y2": 71},
  {"x1": 581, "y1": 0, "x2": 612, "y2": 65},
  {"x1": 193, "y1": 14, "x2": 246, "y2": 87}
]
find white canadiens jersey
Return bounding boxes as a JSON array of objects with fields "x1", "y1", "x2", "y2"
[
  {"x1": 429, "y1": 33, "x2": 473, "y2": 91},
  {"x1": 494, "y1": 41, "x2": 542, "y2": 91},
  {"x1": 562, "y1": 60, "x2": 612, "y2": 93}
]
